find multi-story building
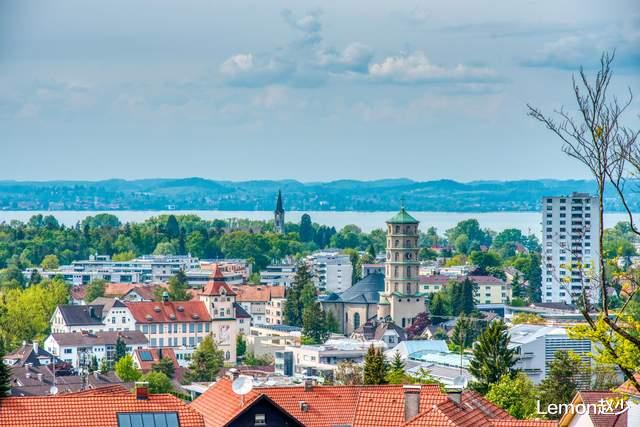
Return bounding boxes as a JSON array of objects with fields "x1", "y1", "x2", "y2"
[
  {"x1": 508, "y1": 324, "x2": 592, "y2": 385},
  {"x1": 50, "y1": 299, "x2": 136, "y2": 333},
  {"x1": 377, "y1": 208, "x2": 426, "y2": 328},
  {"x1": 126, "y1": 299, "x2": 213, "y2": 350},
  {"x1": 306, "y1": 251, "x2": 353, "y2": 293},
  {"x1": 419, "y1": 275, "x2": 512, "y2": 304},
  {"x1": 260, "y1": 264, "x2": 297, "y2": 287},
  {"x1": 32, "y1": 254, "x2": 199, "y2": 285},
  {"x1": 265, "y1": 289, "x2": 287, "y2": 325},
  {"x1": 44, "y1": 330, "x2": 148, "y2": 369},
  {"x1": 231, "y1": 284, "x2": 286, "y2": 325},
  {"x1": 541, "y1": 193, "x2": 600, "y2": 304},
  {"x1": 361, "y1": 263, "x2": 384, "y2": 277}
]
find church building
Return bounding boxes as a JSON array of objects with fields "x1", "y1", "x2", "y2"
[
  {"x1": 274, "y1": 190, "x2": 285, "y2": 234},
  {"x1": 320, "y1": 206, "x2": 426, "y2": 334}
]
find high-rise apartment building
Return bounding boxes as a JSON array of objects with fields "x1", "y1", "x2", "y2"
[{"x1": 541, "y1": 193, "x2": 600, "y2": 304}]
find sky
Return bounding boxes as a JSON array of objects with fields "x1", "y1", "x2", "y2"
[{"x1": 1, "y1": 0, "x2": 639, "y2": 182}]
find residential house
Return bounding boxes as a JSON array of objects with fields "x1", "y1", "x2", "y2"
[
  {"x1": 44, "y1": 330, "x2": 148, "y2": 369},
  {"x1": 0, "y1": 383, "x2": 205, "y2": 426},
  {"x1": 191, "y1": 377, "x2": 558, "y2": 427},
  {"x1": 351, "y1": 318, "x2": 406, "y2": 347},
  {"x1": 419, "y1": 274, "x2": 512, "y2": 304},
  {"x1": 9, "y1": 366, "x2": 124, "y2": 397},
  {"x1": 558, "y1": 390, "x2": 631, "y2": 427},
  {"x1": 230, "y1": 284, "x2": 286, "y2": 325},
  {"x1": 2, "y1": 341, "x2": 59, "y2": 368},
  {"x1": 50, "y1": 298, "x2": 135, "y2": 333}
]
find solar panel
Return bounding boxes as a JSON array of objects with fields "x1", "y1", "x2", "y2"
[
  {"x1": 117, "y1": 412, "x2": 179, "y2": 427},
  {"x1": 139, "y1": 351, "x2": 154, "y2": 362}
]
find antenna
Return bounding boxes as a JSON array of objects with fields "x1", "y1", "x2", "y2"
[
  {"x1": 452, "y1": 375, "x2": 467, "y2": 389},
  {"x1": 232, "y1": 375, "x2": 254, "y2": 406}
]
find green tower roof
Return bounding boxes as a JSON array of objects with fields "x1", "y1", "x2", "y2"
[{"x1": 386, "y1": 207, "x2": 419, "y2": 224}]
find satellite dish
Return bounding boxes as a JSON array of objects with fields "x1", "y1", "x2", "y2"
[
  {"x1": 452, "y1": 376, "x2": 468, "y2": 389},
  {"x1": 49, "y1": 385, "x2": 59, "y2": 395},
  {"x1": 232, "y1": 375, "x2": 254, "y2": 396}
]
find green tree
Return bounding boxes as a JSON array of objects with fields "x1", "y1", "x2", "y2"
[
  {"x1": 167, "y1": 270, "x2": 189, "y2": 301},
  {"x1": 325, "y1": 310, "x2": 340, "y2": 334},
  {"x1": 302, "y1": 302, "x2": 329, "y2": 344},
  {"x1": 469, "y1": 320, "x2": 516, "y2": 394},
  {"x1": 152, "y1": 357, "x2": 176, "y2": 379},
  {"x1": 243, "y1": 352, "x2": 273, "y2": 367},
  {"x1": 236, "y1": 334, "x2": 247, "y2": 359},
  {"x1": 40, "y1": 254, "x2": 60, "y2": 270},
  {"x1": 165, "y1": 215, "x2": 180, "y2": 239},
  {"x1": 446, "y1": 219, "x2": 492, "y2": 254},
  {"x1": 140, "y1": 371, "x2": 173, "y2": 393},
  {"x1": 451, "y1": 316, "x2": 475, "y2": 349},
  {"x1": 486, "y1": 372, "x2": 539, "y2": 419},
  {"x1": 85, "y1": 279, "x2": 106, "y2": 303},
  {"x1": 363, "y1": 345, "x2": 387, "y2": 385},
  {"x1": 115, "y1": 336, "x2": 127, "y2": 362},
  {"x1": 299, "y1": 214, "x2": 314, "y2": 242},
  {"x1": 114, "y1": 354, "x2": 141, "y2": 382},
  {"x1": 99, "y1": 358, "x2": 110, "y2": 374},
  {"x1": 386, "y1": 351, "x2": 408, "y2": 384},
  {"x1": 185, "y1": 336, "x2": 224, "y2": 382},
  {"x1": 468, "y1": 251, "x2": 502, "y2": 275},
  {"x1": 283, "y1": 263, "x2": 314, "y2": 327},
  {"x1": 429, "y1": 292, "x2": 449, "y2": 324},
  {"x1": 0, "y1": 339, "x2": 11, "y2": 397},
  {"x1": 538, "y1": 351, "x2": 585, "y2": 418}
]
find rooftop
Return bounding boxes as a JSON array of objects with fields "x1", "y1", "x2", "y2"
[
  {"x1": 0, "y1": 386, "x2": 205, "y2": 426},
  {"x1": 50, "y1": 330, "x2": 148, "y2": 347},
  {"x1": 125, "y1": 301, "x2": 212, "y2": 324},
  {"x1": 387, "y1": 207, "x2": 419, "y2": 224}
]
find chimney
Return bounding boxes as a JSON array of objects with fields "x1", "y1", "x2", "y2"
[
  {"x1": 162, "y1": 291, "x2": 169, "y2": 303},
  {"x1": 158, "y1": 348, "x2": 163, "y2": 360},
  {"x1": 304, "y1": 378, "x2": 313, "y2": 392},
  {"x1": 227, "y1": 368, "x2": 239, "y2": 381},
  {"x1": 88, "y1": 306, "x2": 95, "y2": 319},
  {"x1": 403, "y1": 385, "x2": 421, "y2": 421},
  {"x1": 135, "y1": 381, "x2": 149, "y2": 400},
  {"x1": 448, "y1": 391, "x2": 462, "y2": 404},
  {"x1": 32, "y1": 341, "x2": 39, "y2": 355},
  {"x1": 36, "y1": 373, "x2": 44, "y2": 382}
]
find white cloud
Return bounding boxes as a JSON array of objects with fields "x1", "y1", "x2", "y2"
[
  {"x1": 220, "y1": 54, "x2": 294, "y2": 87},
  {"x1": 368, "y1": 51, "x2": 497, "y2": 84},
  {"x1": 315, "y1": 43, "x2": 373, "y2": 73}
]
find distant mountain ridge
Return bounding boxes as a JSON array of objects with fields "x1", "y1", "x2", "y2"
[{"x1": 0, "y1": 178, "x2": 632, "y2": 212}]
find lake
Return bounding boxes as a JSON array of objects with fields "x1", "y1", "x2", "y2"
[{"x1": 0, "y1": 210, "x2": 633, "y2": 236}]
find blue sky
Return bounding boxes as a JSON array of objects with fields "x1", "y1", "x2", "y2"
[{"x1": 1, "y1": 0, "x2": 639, "y2": 182}]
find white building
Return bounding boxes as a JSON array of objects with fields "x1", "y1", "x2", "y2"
[
  {"x1": 45, "y1": 331, "x2": 148, "y2": 369},
  {"x1": 50, "y1": 299, "x2": 136, "y2": 334},
  {"x1": 32, "y1": 254, "x2": 200, "y2": 285},
  {"x1": 541, "y1": 193, "x2": 601, "y2": 304},
  {"x1": 260, "y1": 264, "x2": 297, "y2": 287},
  {"x1": 306, "y1": 251, "x2": 353, "y2": 293},
  {"x1": 508, "y1": 324, "x2": 592, "y2": 385}
]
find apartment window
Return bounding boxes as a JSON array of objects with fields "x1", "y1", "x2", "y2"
[
  {"x1": 182, "y1": 337, "x2": 187, "y2": 346},
  {"x1": 159, "y1": 338, "x2": 164, "y2": 347},
  {"x1": 189, "y1": 323, "x2": 195, "y2": 333},
  {"x1": 197, "y1": 323, "x2": 203, "y2": 333},
  {"x1": 205, "y1": 323, "x2": 210, "y2": 332},
  {"x1": 560, "y1": 220, "x2": 566, "y2": 225},
  {"x1": 142, "y1": 325, "x2": 149, "y2": 333},
  {"x1": 189, "y1": 337, "x2": 195, "y2": 346},
  {"x1": 560, "y1": 213, "x2": 566, "y2": 218},
  {"x1": 560, "y1": 206, "x2": 566, "y2": 211},
  {"x1": 546, "y1": 220, "x2": 552, "y2": 225},
  {"x1": 150, "y1": 325, "x2": 157, "y2": 334},
  {"x1": 255, "y1": 414, "x2": 267, "y2": 426},
  {"x1": 182, "y1": 323, "x2": 187, "y2": 333},
  {"x1": 64, "y1": 348, "x2": 72, "y2": 354}
]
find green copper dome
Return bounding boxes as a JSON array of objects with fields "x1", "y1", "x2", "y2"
[{"x1": 386, "y1": 207, "x2": 419, "y2": 224}]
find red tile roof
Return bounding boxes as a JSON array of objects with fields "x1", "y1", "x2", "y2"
[
  {"x1": 201, "y1": 266, "x2": 237, "y2": 297},
  {"x1": 616, "y1": 374, "x2": 640, "y2": 397},
  {"x1": 230, "y1": 285, "x2": 286, "y2": 302},
  {"x1": 0, "y1": 390, "x2": 205, "y2": 427},
  {"x1": 125, "y1": 300, "x2": 211, "y2": 323},
  {"x1": 134, "y1": 348, "x2": 179, "y2": 373},
  {"x1": 559, "y1": 391, "x2": 629, "y2": 427},
  {"x1": 190, "y1": 379, "x2": 550, "y2": 427}
]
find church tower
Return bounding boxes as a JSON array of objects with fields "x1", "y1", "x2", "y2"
[
  {"x1": 377, "y1": 206, "x2": 425, "y2": 328},
  {"x1": 274, "y1": 190, "x2": 285, "y2": 234}
]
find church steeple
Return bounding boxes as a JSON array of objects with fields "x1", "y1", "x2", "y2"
[{"x1": 274, "y1": 190, "x2": 285, "y2": 233}]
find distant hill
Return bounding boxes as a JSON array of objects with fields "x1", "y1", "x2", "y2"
[{"x1": 0, "y1": 178, "x2": 632, "y2": 212}]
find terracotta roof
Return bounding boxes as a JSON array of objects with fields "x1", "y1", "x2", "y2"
[
  {"x1": 230, "y1": 285, "x2": 286, "y2": 302},
  {"x1": 353, "y1": 386, "x2": 447, "y2": 427},
  {"x1": 615, "y1": 374, "x2": 640, "y2": 397},
  {"x1": 134, "y1": 348, "x2": 179, "y2": 373},
  {"x1": 125, "y1": 301, "x2": 211, "y2": 323},
  {"x1": 491, "y1": 420, "x2": 558, "y2": 426},
  {"x1": 559, "y1": 391, "x2": 629, "y2": 427},
  {"x1": 192, "y1": 379, "x2": 536, "y2": 427},
  {"x1": 201, "y1": 267, "x2": 237, "y2": 297},
  {"x1": 0, "y1": 390, "x2": 205, "y2": 427}
]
